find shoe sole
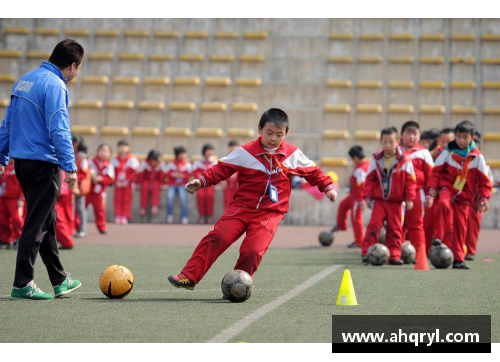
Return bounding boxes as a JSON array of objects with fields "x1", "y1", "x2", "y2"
[
  {"x1": 10, "y1": 296, "x2": 53, "y2": 301},
  {"x1": 168, "y1": 277, "x2": 194, "y2": 290},
  {"x1": 54, "y1": 283, "x2": 82, "y2": 298}
]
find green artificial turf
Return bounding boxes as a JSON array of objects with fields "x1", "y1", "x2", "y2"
[{"x1": 0, "y1": 245, "x2": 498, "y2": 343}]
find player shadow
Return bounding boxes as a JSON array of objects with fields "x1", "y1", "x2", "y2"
[{"x1": 83, "y1": 297, "x2": 226, "y2": 303}]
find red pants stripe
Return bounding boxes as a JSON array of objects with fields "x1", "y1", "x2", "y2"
[
  {"x1": 465, "y1": 206, "x2": 482, "y2": 257},
  {"x1": 0, "y1": 198, "x2": 23, "y2": 242},
  {"x1": 140, "y1": 181, "x2": 161, "y2": 208},
  {"x1": 56, "y1": 194, "x2": 74, "y2": 248},
  {"x1": 182, "y1": 202, "x2": 284, "y2": 284},
  {"x1": 86, "y1": 193, "x2": 107, "y2": 232},
  {"x1": 336, "y1": 194, "x2": 364, "y2": 245},
  {"x1": 196, "y1": 187, "x2": 215, "y2": 217},
  {"x1": 362, "y1": 200, "x2": 403, "y2": 260},
  {"x1": 114, "y1": 185, "x2": 133, "y2": 220},
  {"x1": 432, "y1": 188, "x2": 469, "y2": 262},
  {"x1": 403, "y1": 189, "x2": 426, "y2": 250}
]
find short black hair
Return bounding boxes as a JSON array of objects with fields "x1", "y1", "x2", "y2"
[
  {"x1": 117, "y1": 139, "x2": 129, "y2": 147},
  {"x1": 174, "y1": 146, "x2": 187, "y2": 157},
  {"x1": 96, "y1": 143, "x2": 111, "y2": 153},
  {"x1": 77, "y1": 142, "x2": 87, "y2": 153},
  {"x1": 455, "y1": 120, "x2": 475, "y2": 136},
  {"x1": 380, "y1": 127, "x2": 399, "y2": 139},
  {"x1": 228, "y1": 140, "x2": 239, "y2": 148},
  {"x1": 428, "y1": 128, "x2": 440, "y2": 140},
  {"x1": 202, "y1": 143, "x2": 214, "y2": 156},
  {"x1": 440, "y1": 128, "x2": 454, "y2": 136},
  {"x1": 401, "y1": 121, "x2": 420, "y2": 134},
  {"x1": 420, "y1": 131, "x2": 430, "y2": 140},
  {"x1": 147, "y1": 149, "x2": 161, "y2": 161},
  {"x1": 259, "y1": 108, "x2": 289, "y2": 133},
  {"x1": 71, "y1": 133, "x2": 83, "y2": 145},
  {"x1": 348, "y1": 145, "x2": 365, "y2": 159},
  {"x1": 49, "y1": 39, "x2": 84, "y2": 70},
  {"x1": 474, "y1": 131, "x2": 482, "y2": 140}
]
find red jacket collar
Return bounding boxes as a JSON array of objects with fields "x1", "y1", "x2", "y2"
[
  {"x1": 401, "y1": 143, "x2": 425, "y2": 154},
  {"x1": 373, "y1": 146, "x2": 406, "y2": 161},
  {"x1": 251, "y1": 137, "x2": 288, "y2": 157}
]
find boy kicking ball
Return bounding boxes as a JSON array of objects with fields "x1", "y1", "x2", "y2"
[{"x1": 168, "y1": 108, "x2": 337, "y2": 290}]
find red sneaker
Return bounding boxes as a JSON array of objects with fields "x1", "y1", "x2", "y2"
[{"x1": 168, "y1": 273, "x2": 195, "y2": 290}]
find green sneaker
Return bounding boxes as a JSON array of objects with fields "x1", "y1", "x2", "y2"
[
  {"x1": 54, "y1": 275, "x2": 82, "y2": 298},
  {"x1": 11, "y1": 281, "x2": 54, "y2": 301}
]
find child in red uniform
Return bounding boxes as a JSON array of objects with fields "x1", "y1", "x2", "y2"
[
  {"x1": 400, "y1": 121, "x2": 434, "y2": 252},
  {"x1": 361, "y1": 127, "x2": 417, "y2": 265},
  {"x1": 56, "y1": 171, "x2": 75, "y2": 249},
  {"x1": 193, "y1": 144, "x2": 217, "y2": 224},
  {"x1": 168, "y1": 109, "x2": 337, "y2": 290},
  {"x1": 428, "y1": 121, "x2": 493, "y2": 269},
  {"x1": 164, "y1": 147, "x2": 192, "y2": 225},
  {"x1": 87, "y1": 143, "x2": 115, "y2": 234},
  {"x1": 111, "y1": 140, "x2": 139, "y2": 225},
  {"x1": 0, "y1": 160, "x2": 24, "y2": 249},
  {"x1": 73, "y1": 135, "x2": 90, "y2": 238},
  {"x1": 223, "y1": 140, "x2": 239, "y2": 211},
  {"x1": 137, "y1": 149, "x2": 163, "y2": 217},
  {"x1": 331, "y1": 146, "x2": 370, "y2": 248}
]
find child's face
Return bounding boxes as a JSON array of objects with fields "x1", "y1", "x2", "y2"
[
  {"x1": 118, "y1": 145, "x2": 130, "y2": 156},
  {"x1": 176, "y1": 152, "x2": 187, "y2": 162},
  {"x1": 150, "y1": 159, "x2": 160, "y2": 168},
  {"x1": 401, "y1": 127, "x2": 420, "y2": 149},
  {"x1": 439, "y1": 133, "x2": 454, "y2": 148},
  {"x1": 97, "y1": 146, "x2": 111, "y2": 160},
  {"x1": 204, "y1": 149, "x2": 215, "y2": 159},
  {"x1": 381, "y1": 133, "x2": 398, "y2": 155},
  {"x1": 228, "y1": 145, "x2": 239, "y2": 154},
  {"x1": 420, "y1": 139, "x2": 431, "y2": 150},
  {"x1": 258, "y1": 122, "x2": 287, "y2": 149},
  {"x1": 455, "y1": 132, "x2": 473, "y2": 150}
]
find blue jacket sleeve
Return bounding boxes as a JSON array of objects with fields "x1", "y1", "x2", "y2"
[
  {"x1": 44, "y1": 83, "x2": 76, "y2": 172},
  {"x1": 0, "y1": 101, "x2": 12, "y2": 166}
]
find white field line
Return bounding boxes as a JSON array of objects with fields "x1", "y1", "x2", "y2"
[{"x1": 207, "y1": 264, "x2": 343, "y2": 343}]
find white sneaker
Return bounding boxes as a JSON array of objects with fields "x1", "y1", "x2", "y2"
[
  {"x1": 181, "y1": 217, "x2": 189, "y2": 225},
  {"x1": 167, "y1": 215, "x2": 174, "y2": 224}
]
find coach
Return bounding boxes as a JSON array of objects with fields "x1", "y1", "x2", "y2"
[{"x1": 0, "y1": 39, "x2": 84, "y2": 300}]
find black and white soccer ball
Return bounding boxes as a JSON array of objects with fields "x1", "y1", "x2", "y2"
[
  {"x1": 429, "y1": 244, "x2": 454, "y2": 269},
  {"x1": 221, "y1": 270, "x2": 254, "y2": 303},
  {"x1": 367, "y1": 243, "x2": 390, "y2": 266},
  {"x1": 318, "y1": 231, "x2": 334, "y2": 247},
  {"x1": 401, "y1": 241, "x2": 416, "y2": 264}
]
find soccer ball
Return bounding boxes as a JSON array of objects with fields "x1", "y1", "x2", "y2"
[
  {"x1": 367, "y1": 243, "x2": 390, "y2": 266},
  {"x1": 318, "y1": 231, "x2": 334, "y2": 247},
  {"x1": 429, "y1": 244, "x2": 454, "y2": 269},
  {"x1": 221, "y1": 270, "x2": 254, "y2": 303},
  {"x1": 99, "y1": 265, "x2": 134, "y2": 299},
  {"x1": 378, "y1": 226, "x2": 386, "y2": 245},
  {"x1": 401, "y1": 241, "x2": 416, "y2": 264}
]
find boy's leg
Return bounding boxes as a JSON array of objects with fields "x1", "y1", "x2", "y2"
[
  {"x1": 93, "y1": 194, "x2": 107, "y2": 232},
  {"x1": 4, "y1": 199, "x2": 23, "y2": 240},
  {"x1": 336, "y1": 194, "x2": 354, "y2": 231},
  {"x1": 0, "y1": 198, "x2": 13, "y2": 242},
  {"x1": 196, "y1": 188, "x2": 206, "y2": 217},
  {"x1": 452, "y1": 202, "x2": 469, "y2": 262},
  {"x1": 465, "y1": 206, "x2": 481, "y2": 257},
  {"x1": 140, "y1": 181, "x2": 149, "y2": 208},
  {"x1": 181, "y1": 203, "x2": 249, "y2": 283},
  {"x1": 152, "y1": 181, "x2": 160, "y2": 207},
  {"x1": 77, "y1": 195, "x2": 87, "y2": 233},
  {"x1": 207, "y1": 186, "x2": 215, "y2": 218},
  {"x1": 123, "y1": 184, "x2": 133, "y2": 220},
  {"x1": 361, "y1": 200, "x2": 387, "y2": 257},
  {"x1": 351, "y1": 200, "x2": 365, "y2": 245},
  {"x1": 234, "y1": 210, "x2": 284, "y2": 276},
  {"x1": 423, "y1": 200, "x2": 435, "y2": 252},
  {"x1": 166, "y1": 186, "x2": 175, "y2": 216},
  {"x1": 115, "y1": 187, "x2": 123, "y2": 217},
  {"x1": 178, "y1": 186, "x2": 189, "y2": 219},
  {"x1": 385, "y1": 202, "x2": 404, "y2": 261},
  {"x1": 403, "y1": 189, "x2": 425, "y2": 250},
  {"x1": 432, "y1": 189, "x2": 453, "y2": 248},
  {"x1": 55, "y1": 195, "x2": 74, "y2": 248}
]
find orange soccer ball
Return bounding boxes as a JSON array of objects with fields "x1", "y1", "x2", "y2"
[{"x1": 99, "y1": 265, "x2": 134, "y2": 299}]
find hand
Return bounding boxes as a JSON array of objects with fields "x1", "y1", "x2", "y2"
[
  {"x1": 0, "y1": 164, "x2": 4, "y2": 177},
  {"x1": 365, "y1": 198, "x2": 372, "y2": 209},
  {"x1": 95, "y1": 175, "x2": 103, "y2": 183},
  {"x1": 185, "y1": 179, "x2": 202, "y2": 194},
  {"x1": 478, "y1": 199, "x2": 489, "y2": 212},
  {"x1": 424, "y1": 197, "x2": 434, "y2": 209},
  {"x1": 17, "y1": 199, "x2": 25, "y2": 209},
  {"x1": 406, "y1": 200, "x2": 414, "y2": 210},
  {"x1": 325, "y1": 189, "x2": 337, "y2": 202},
  {"x1": 358, "y1": 201, "x2": 367, "y2": 210},
  {"x1": 429, "y1": 189, "x2": 436, "y2": 198},
  {"x1": 64, "y1": 172, "x2": 77, "y2": 189}
]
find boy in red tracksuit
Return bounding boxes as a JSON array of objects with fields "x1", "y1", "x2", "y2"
[
  {"x1": 400, "y1": 121, "x2": 434, "y2": 252},
  {"x1": 223, "y1": 140, "x2": 240, "y2": 211},
  {"x1": 164, "y1": 147, "x2": 192, "y2": 225},
  {"x1": 428, "y1": 121, "x2": 493, "y2": 269},
  {"x1": 193, "y1": 144, "x2": 217, "y2": 224},
  {"x1": 0, "y1": 160, "x2": 24, "y2": 249},
  {"x1": 73, "y1": 140, "x2": 90, "y2": 238},
  {"x1": 331, "y1": 145, "x2": 370, "y2": 248},
  {"x1": 361, "y1": 127, "x2": 417, "y2": 265},
  {"x1": 168, "y1": 108, "x2": 337, "y2": 290},
  {"x1": 111, "y1": 140, "x2": 139, "y2": 225},
  {"x1": 87, "y1": 143, "x2": 115, "y2": 234},
  {"x1": 137, "y1": 149, "x2": 164, "y2": 217},
  {"x1": 56, "y1": 171, "x2": 75, "y2": 249}
]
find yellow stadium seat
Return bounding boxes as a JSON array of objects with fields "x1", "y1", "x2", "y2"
[
  {"x1": 70, "y1": 125, "x2": 97, "y2": 135},
  {"x1": 235, "y1": 78, "x2": 262, "y2": 86},
  {"x1": 231, "y1": 103, "x2": 258, "y2": 112},
  {"x1": 205, "y1": 77, "x2": 231, "y2": 86},
  {"x1": 107, "y1": 100, "x2": 135, "y2": 110},
  {"x1": 119, "y1": 53, "x2": 145, "y2": 61},
  {"x1": 484, "y1": 133, "x2": 500, "y2": 141},
  {"x1": 328, "y1": 56, "x2": 353, "y2": 63},
  {"x1": 227, "y1": 128, "x2": 255, "y2": 138},
  {"x1": 326, "y1": 79, "x2": 352, "y2": 88},
  {"x1": 0, "y1": 99, "x2": 10, "y2": 107},
  {"x1": 239, "y1": 55, "x2": 265, "y2": 62},
  {"x1": 356, "y1": 104, "x2": 382, "y2": 113},
  {"x1": 450, "y1": 34, "x2": 475, "y2": 41},
  {"x1": 0, "y1": 50, "x2": 22, "y2": 58},
  {"x1": 482, "y1": 58, "x2": 500, "y2": 64},
  {"x1": 322, "y1": 130, "x2": 350, "y2": 139},
  {"x1": 354, "y1": 131, "x2": 380, "y2": 140},
  {"x1": 389, "y1": 56, "x2": 414, "y2": 63},
  {"x1": 143, "y1": 77, "x2": 170, "y2": 85},
  {"x1": 0, "y1": 74, "x2": 16, "y2": 82},
  {"x1": 154, "y1": 31, "x2": 179, "y2": 38},
  {"x1": 125, "y1": 30, "x2": 150, "y2": 37},
  {"x1": 482, "y1": 82, "x2": 500, "y2": 89},
  {"x1": 101, "y1": 126, "x2": 130, "y2": 136},
  {"x1": 419, "y1": 105, "x2": 446, "y2": 114},
  {"x1": 388, "y1": 105, "x2": 414, "y2": 114},
  {"x1": 95, "y1": 29, "x2": 120, "y2": 37},
  {"x1": 170, "y1": 102, "x2": 196, "y2": 111},
  {"x1": 482, "y1": 34, "x2": 500, "y2": 41},
  {"x1": 4, "y1": 28, "x2": 30, "y2": 35},
  {"x1": 174, "y1": 77, "x2": 201, "y2": 86},
  {"x1": 65, "y1": 29, "x2": 90, "y2": 37},
  {"x1": 451, "y1": 81, "x2": 476, "y2": 89},
  {"x1": 390, "y1": 34, "x2": 415, "y2": 41},
  {"x1": 450, "y1": 57, "x2": 476, "y2": 64},
  {"x1": 113, "y1": 76, "x2": 140, "y2": 85},
  {"x1": 483, "y1": 108, "x2": 500, "y2": 115},
  {"x1": 209, "y1": 54, "x2": 235, "y2": 62},
  {"x1": 358, "y1": 56, "x2": 383, "y2": 63},
  {"x1": 360, "y1": 33, "x2": 384, "y2": 41},
  {"x1": 321, "y1": 158, "x2": 348, "y2": 166},
  {"x1": 486, "y1": 160, "x2": 500, "y2": 168},
  {"x1": 184, "y1": 31, "x2": 209, "y2": 38},
  {"x1": 357, "y1": 80, "x2": 383, "y2": 88},
  {"x1": 388, "y1": 80, "x2": 414, "y2": 89},
  {"x1": 164, "y1": 128, "x2": 192, "y2": 137},
  {"x1": 324, "y1": 104, "x2": 351, "y2": 113},
  {"x1": 179, "y1": 54, "x2": 205, "y2": 62},
  {"x1": 27, "y1": 51, "x2": 51, "y2": 59},
  {"x1": 420, "y1": 57, "x2": 445, "y2": 64},
  {"x1": 35, "y1": 28, "x2": 60, "y2": 36},
  {"x1": 149, "y1": 54, "x2": 175, "y2": 61},
  {"x1": 82, "y1": 76, "x2": 110, "y2": 84},
  {"x1": 214, "y1": 32, "x2": 239, "y2": 39},
  {"x1": 329, "y1": 33, "x2": 354, "y2": 40},
  {"x1": 420, "y1": 81, "x2": 446, "y2": 89},
  {"x1": 243, "y1": 32, "x2": 268, "y2": 39},
  {"x1": 195, "y1": 128, "x2": 223, "y2": 137},
  {"x1": 451, "y1": 106, "x2": 477, "y2": 115},
  {"x1": 138, "y1": 101, "x2": 166, "y2": 110},
  {"x1": 133, "y1": 127, "x2": 160, "y2": 136},
  {"x1": 89, "y1": 52, "x2": 114, "y2": 60},
  {"x1": 421, "y1": 33, "x2": 445, "y2": 41},
  {"x1": 200, "y1": 102, "x2": 227, "y2": 112},
  {"x1": 76, "y1": 100, "x2": 104, "y2": 109}
]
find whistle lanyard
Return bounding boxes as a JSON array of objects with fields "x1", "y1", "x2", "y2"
[{"x1": 262, "y1": 154, "x2": 280, "y2": 189}]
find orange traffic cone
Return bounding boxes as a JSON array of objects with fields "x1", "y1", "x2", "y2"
[{"x1": 414, "y1": 243, "x2": 430, "y2": 271}]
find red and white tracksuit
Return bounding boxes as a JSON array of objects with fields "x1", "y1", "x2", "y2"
[
  {"x1": 223, "y1": 173, "x2": 238, "y2": 211},
  {"x1": 136, "y1": 160, "x2": 164, "y2": 209},
  {"x1": 74, "y1": 152, "x2": 90, "y2": 232},
  {"x1": 336, "y1": 160, "x2": 370, "y2": 245},
  {"x1": 0, "y1": 160, "x2": 24, "y2": 243},
  {"x1": 465, "y1": 165, "x2": 494, "y2": 257},
  {"x1": 181, "y1": 137, "x2": 334, "y2": 284},
  {"x1": 428, "y1": 142, "x2": 492, "y2": 262},
  {"x1": 111, "y1": 154, "x2": 139, "y2": 220},
  {"x1": 403, "y1": 144, "x2": 434, "y2": 251},
  {"x1": 163, "y1": 160, "x2": 192, "y2": 187},
  {"x1": 86, "y1": 158, "x2": 115, "y2": 232},
  {"x1": 56, "y1": 171, "x2": 74, "y2": 248},
  {"x1": 361, "y1": 147, "x2": 417, "y2": 260},
  {"x1": 193, "y1": 157, "x2": 217, "y2": 218}
]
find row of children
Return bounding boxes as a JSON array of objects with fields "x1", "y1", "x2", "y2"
[{"x1": 333, "y1": 120, "x2": 496, "y2": 269}]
